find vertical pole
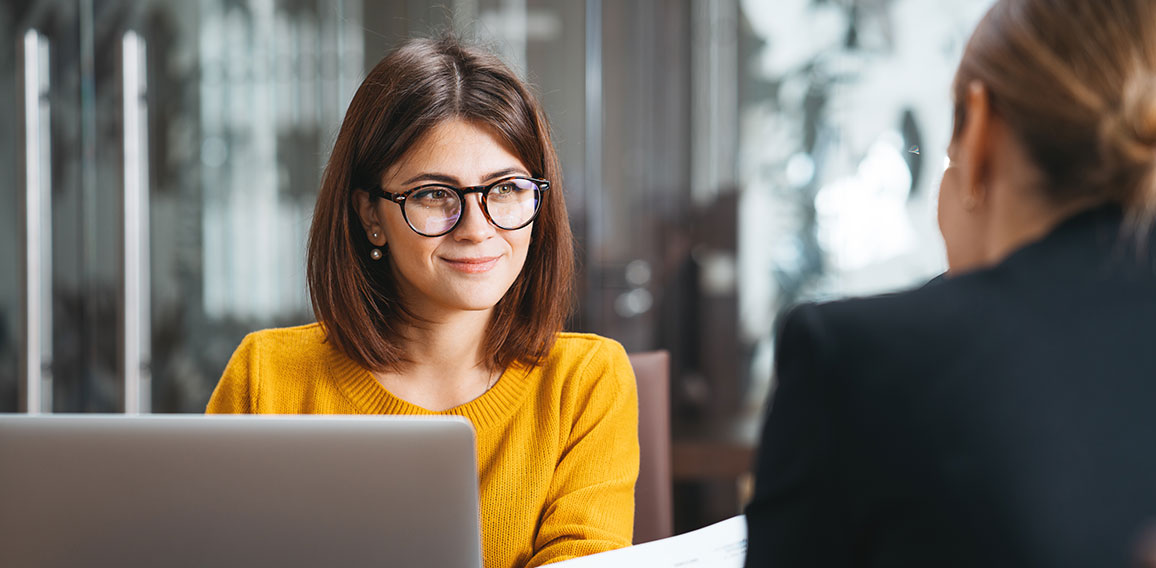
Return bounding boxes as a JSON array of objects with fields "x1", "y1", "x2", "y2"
[
  {"x1": 21, "y1": 30, "x2": 52, "y2": 415},
  {"x1": 122, "y1": 31, "x2": 151, "y2": 414}
]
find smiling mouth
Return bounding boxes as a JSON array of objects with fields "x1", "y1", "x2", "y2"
[{"x1": 442, "y1": 256, "x2": 501, "y2": 274}]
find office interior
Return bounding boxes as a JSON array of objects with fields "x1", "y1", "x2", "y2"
[{"x1": 0, "y1": 0, "x2": 993, "y2": 534}]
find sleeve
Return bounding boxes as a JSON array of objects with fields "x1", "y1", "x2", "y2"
[
  {"x1": 527, "y1": 339, "x2": 640, "y2": 567},
  {"x1": 205, "y1": 333, "x2": 259, "y2": 414},
  {"x1": 743, "y1": 304, "x2": 852, "y2": 568}
]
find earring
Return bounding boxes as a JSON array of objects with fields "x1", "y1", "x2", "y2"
[{"x1": 368, "y1": 229, "x2": 383, "y2": 260}]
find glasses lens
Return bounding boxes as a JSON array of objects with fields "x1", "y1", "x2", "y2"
[
  {"x1": 486, "y1": 178, "x2": 542, "y2": 229},
  {"x1": 405, "y1": 187, "x2": 462, "y2": 236}
]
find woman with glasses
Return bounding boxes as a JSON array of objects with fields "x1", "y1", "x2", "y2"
[
  {"x1": 207, "y1": 37, "x2": 638, "y2": 568},
  {"x1": 745, "y1": 0, "x2": 1156, "y2": 566}
]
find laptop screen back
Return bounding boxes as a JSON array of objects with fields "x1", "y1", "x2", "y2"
[{"x1": 0, "y1": 414, "x2": 482, "y2": 568}]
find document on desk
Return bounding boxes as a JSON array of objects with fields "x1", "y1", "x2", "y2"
[{"x1": 553, "y1": 514, "x2": 747, "y2": 567}]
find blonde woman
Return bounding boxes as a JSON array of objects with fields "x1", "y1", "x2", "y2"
[{"x1": 745, "y1": 1, "x2": 1156, "y2": 566}]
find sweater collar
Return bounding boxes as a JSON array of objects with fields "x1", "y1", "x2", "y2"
[{"x1": 322, "y1": 340, "x2": 534, "y2": 431}]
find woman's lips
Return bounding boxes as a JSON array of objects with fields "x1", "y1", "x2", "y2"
[{"x1": 442, "y1": 256, "x2": 501, "y2": 273}]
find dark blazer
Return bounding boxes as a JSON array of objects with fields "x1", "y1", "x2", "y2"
[{"x1": 744, "y1": 206, "x2": 1156, "y2": 568}]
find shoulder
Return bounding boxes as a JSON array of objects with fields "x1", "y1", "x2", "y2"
[
  {"x1": 546, "y1": 333, "x2": 631, "y2": 372},
  {"x1": 240, "y1": 322, "x2": 326, "y2": 349},
  {"x1": 791, "y1": 271, "x2": 999, "y2": 342},
  {"x1": 550, "y1": 332, "x2": 629, "y2": 358},
  {"x1": 777, "y1": 273, "x2": 1007, "y2": 390},
  {"x1": 231, "y1": 322, "x2": 333, "y2": 367},
  {"x1": 532, "y1": 332, "x2": 635, "y2": 394}
]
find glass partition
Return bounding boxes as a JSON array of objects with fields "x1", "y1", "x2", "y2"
[{"x1": 1, "y1": 1, "x2": 363, "y2": 413}]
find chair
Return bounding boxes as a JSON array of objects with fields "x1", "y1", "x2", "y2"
[{"x1": 628, "y1": 350, "x2": 673, "y2": 544}]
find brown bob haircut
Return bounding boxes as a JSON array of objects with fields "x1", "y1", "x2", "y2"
[
  {"x1": 306, "y1": 36, "x2": 574, "y2": 372},
  {"x1": 952, "y1": 0, "x2": 1156, "y2": 223}
]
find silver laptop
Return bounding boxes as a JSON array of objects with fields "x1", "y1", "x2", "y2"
[{"x1": 0, "y1": 414, "x2": 483, "y2": 568}]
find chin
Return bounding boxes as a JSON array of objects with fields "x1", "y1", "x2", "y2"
[{"x1": 440, "y1": 289, "x2": 511, "y2": 313}]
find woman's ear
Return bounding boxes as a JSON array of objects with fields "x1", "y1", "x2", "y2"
[
  {"x1": 353, "y1": 189, "x2": 387, "y2": 246},
  {"x1": 958, "y1": 81, "x2": 993, "y2": 208}
]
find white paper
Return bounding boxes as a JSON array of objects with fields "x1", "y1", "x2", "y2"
[{"x1": 552, "y1": 515, "x2": 747, "y2": 568}]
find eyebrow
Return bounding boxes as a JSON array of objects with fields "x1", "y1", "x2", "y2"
[{"x1": 400, "y1": 167, "x2": 529, "y2": 187}]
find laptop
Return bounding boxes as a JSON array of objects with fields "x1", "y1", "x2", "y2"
[{"x1": 0, "y1": 414, "x2": 483, "y2": 568}]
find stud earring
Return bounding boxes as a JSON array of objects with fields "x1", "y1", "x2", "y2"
[{"x1": 371, "y1": 231, "x2": 380, "y2": 240}]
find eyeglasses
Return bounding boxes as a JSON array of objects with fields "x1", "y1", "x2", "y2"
[{"x1": 372, "y1": 176, "x2": 550, "y2": 237}]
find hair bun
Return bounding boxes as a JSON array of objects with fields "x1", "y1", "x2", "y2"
[
  {"x1": 1100, "y1": 72, "x2": 1156, "y2": 212},
  {"x1": 1103, "y1": 72, "x2": 1156, "y2": 166}
]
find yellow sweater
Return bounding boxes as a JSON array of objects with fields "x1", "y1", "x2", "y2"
[{"x1": 207, "y1": 323, "x2": 639, "y2": 567}]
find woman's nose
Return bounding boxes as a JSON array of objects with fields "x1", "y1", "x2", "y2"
[{"x1": 452, "y1": 193, "x2": 495, "y2": 241}]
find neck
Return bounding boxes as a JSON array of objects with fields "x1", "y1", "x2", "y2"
[
  {"x1": 398, "y1": 308, "x2": 494, "y2": 380},
  {"x1": 984, "y1": 183, "x2": 1099, "y2": 266},
  {"x1": 369, "y1": 304, "x2": 501, "y2": 412}
]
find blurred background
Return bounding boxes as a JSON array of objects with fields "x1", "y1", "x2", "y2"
[{"x1": 1, "y1": 0, "x2": 993, "y2": 532}]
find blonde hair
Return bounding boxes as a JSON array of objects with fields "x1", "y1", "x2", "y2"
[{"x1": 953, "y1": 0, "x2": 1156, "y2": 224}]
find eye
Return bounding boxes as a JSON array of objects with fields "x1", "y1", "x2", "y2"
[
  {"x1": 489, "y1": 180, "x2": 533, "y2": 202},
  {"x1": 411, "y1": 187, "x2": 454, "y2": 206}
]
